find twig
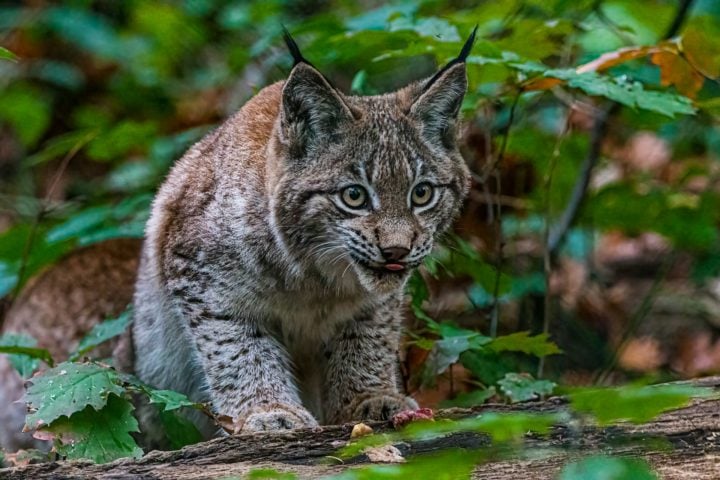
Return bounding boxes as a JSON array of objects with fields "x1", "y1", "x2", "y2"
[
  {"x1": 547, "y1": 103, "x2": 616, "y2": 258},
  {"x1": 664, "y1": 0, "x2": 695, "y2": 39},
  {"x1": 538, "y1": 112, "x2": 573, "y2": 379},
  {"x1": 488, "y1": 91, "x2": 522, "y2": 338},
  {"x1": 3, "y1": 135, "x2": 89, "y2": 328},
  {"x1": 593, "y1": 252, "x2": 677, "y2": 385}
]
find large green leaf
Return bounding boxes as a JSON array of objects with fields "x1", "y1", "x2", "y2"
[
  {"x1": 487, "y1": 332, "x2": 562, "y2": 358},
  {"x1": 39, "y1": 394, "x2": 143, "y2": 463},
  {"x1": 25, "y1": 362, "x2": 124, "y2": 429},
  {"x1": 545, "y1": 69, "x2": 696, "y2": 117}
]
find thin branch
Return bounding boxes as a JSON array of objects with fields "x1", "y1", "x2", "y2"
[
  {"x1": 487, "y1": 91, "x2": 522, "y2": 338},
  {"x1": 593, "y1": 252, "x2": 677, "y2": 385},
  {"x1": 538, "y1": 111, "x2": 573, "y2": 379},
  {"x1": 664, "y1": 0, "x2": 695, "y2": 39},
  {"x1": 547, "y1": 102, "x2": 616, "y2": 258},
  {"x1": 2, "y1": 135, "x2": 89, "y2": 328}
]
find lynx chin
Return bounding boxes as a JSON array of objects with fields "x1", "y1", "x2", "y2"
[{"x1": 131, "y1": 28, "x2": 474, "y2": 445}]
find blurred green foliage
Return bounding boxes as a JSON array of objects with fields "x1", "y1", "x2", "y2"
[{"x1": 1, "y1": 0, "x2": 720, "y2": 473}]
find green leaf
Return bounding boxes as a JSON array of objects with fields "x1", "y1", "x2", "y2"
[
  {"x1": 544, "y1": 69, "x2": 696, "y2": 117},
  {"x1": 86, "y1": 121, "x2": 158, "y2": 162},
  {"x1": 70, "y1": 309, "x2": 131, "y2": 361},
  {"x1": 119, "y1": 372, "x2": 204, "y2": 412},
  {"x1": 25, "y1": 362, "x2": 124, "y2": 429},
  {"x1": 425, "y1": 323, "x2": 491, "y2": 375},
  {"x1": 406, "y1": 271, "x2": 432, "y2": 323},
  {"x1": 24, "y1": 129, "x2": 98, "y2": 167},
  {"x1": 146, "y1": 389, "x2": 199, "y2": 411},
  {"x1": 389, "y1": 17, "x2": 461, "y2": 42},
  {"x1": 0, "y1": 46, "x2": 17, "y2": 61},
  {"x1": 43, "y1": 6, "x2": 123, "y2": 60},
  {"x1": 497, "y1": 373, "x2": 556, "y2": 403},
  {"x1": 0, "y1": 337, "x2": 55, "y2": 374},
  {"x1": 345, "y1": 4, "x2": 418, "y2": 31},
  {"x1": 460, "y1": 350, "x2": 515, "y2": 386},
  {"x1": 0, "y1": 224, "x2": 75, "y2": 297},
  {"x1": 559, "y1": 455, "x2": 658, "y2": 480},
  {"x1": 0, "y1": 84, "x2": 52, "y2": 147},
  {"x1": 0, "y1": 334, "x2": 51, "y2": 377},
  {"x1": 567, "y1": 384, "x2": 713, "y2": 426},
  {"x1": 440, "y1": 387, "x2": 496, "y2": 408},
  {"x1": 158, "y1": 409, "x2": 203, "y2": 450},
  {"x1": 487, "y1": 332, "x2": 562, "y2": 358},
  {"x1": 40, "y1": 394, "x2": 143, "y2": 463}
]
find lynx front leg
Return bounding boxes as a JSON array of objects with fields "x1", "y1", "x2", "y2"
[
  {"x1": 323, "y1": 302, "x2": 417, "y2": 424},
  {"x1": 190, "y1": 317, "x2": 317, "y2": 433}
]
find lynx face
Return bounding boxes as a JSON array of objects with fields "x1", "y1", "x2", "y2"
[{"x1": 271, "y1": 57, "x2": 470, "y2": 294}]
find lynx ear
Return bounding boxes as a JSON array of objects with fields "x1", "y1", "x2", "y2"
[
  {"x1": 279, "y1": 29, "x2": 356, "y2": 156},
  {"x1": 410, "y1": 26, "x2": 477, "y2": 149}
]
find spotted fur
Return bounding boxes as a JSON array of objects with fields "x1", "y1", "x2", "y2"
[{"x1": 132, "y1": 36, "x2": 471, "y2": 445}]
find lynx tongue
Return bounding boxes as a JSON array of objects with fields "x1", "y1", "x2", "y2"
[{"x1": 384, "y1": 263, "x2": 405, "y2": 271}]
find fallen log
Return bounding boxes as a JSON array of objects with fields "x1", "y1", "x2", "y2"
[{"x1": 3, "y1": 376, "x2": 720, "y2": 479}]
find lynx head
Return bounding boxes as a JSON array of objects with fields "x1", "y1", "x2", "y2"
[{"x1": 269, "y1": 28, "x2": 474, "y2": 295}]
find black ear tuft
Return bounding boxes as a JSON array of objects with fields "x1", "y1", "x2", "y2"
[
  {"x1": 282, "y1": 26, "x2": 312, "y2": 67},
  {"x1": 457, "y1": 24, "x2": 477, "y2": 63},
  {"x1": 423, "y1": 25, "x2": 477, "y2": 93}
]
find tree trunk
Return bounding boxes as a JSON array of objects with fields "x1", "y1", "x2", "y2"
[{"x1": 4, "y1": 377, "x2": 720, "y2": 479}]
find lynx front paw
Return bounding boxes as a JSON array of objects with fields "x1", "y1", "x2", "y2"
[
  {"x1": 239, "y1": 403, "x2": 318, "y2": 433},
  {"x1": 351, "y1": 393, "x2": 418, "y2": 422}
]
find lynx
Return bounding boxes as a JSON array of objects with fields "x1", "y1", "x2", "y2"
[{"x1": 130, "y1": 29, "x2": 473, "y2": 442}]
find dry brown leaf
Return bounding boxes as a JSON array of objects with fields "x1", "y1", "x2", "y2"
[
  {"x1": 523, "y1": 77, "x2": 563, "y2": 91},
  {"x1": 650, "y1": 50, "x2": 704, "y2": 98},
  {"x1": 618, "y1": 336, "x2": 665, "y2": 372}
]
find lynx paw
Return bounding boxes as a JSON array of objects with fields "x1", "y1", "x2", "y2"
[
  {"x1": 351, "y1": 393, "x2": 418, "y2": 422},
  {"x1": 239, "y1": 403, "x2": 318, "y2": 433}
]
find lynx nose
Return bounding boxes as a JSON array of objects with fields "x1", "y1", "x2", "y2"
[{"x1": 381, "y1": 246, "x2": 410, "y2": 263}]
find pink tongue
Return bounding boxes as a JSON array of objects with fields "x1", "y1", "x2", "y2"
[{"x1": 385, "y1": 263, "x2": 405, "y2": 271}]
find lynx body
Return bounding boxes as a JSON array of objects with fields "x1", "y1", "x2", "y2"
[{"x1": 132, "y1": 32, "x2": 473, "y2": 443}]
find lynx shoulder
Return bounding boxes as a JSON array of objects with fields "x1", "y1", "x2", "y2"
[{"x1": 131, "y1": 29, "x2": 474, "y2": 442}]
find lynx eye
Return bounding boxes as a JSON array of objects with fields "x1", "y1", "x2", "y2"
[
  {"x1": 411, "y1": 183, "x2": 434, "y2": 207},
  {"x1": 340, "y1": 185, "x2": 368, "y2": 209}
]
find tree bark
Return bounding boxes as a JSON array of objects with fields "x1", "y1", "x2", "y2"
[{"x1": 3, "y1": 376, "x2": 720, "y2": 479}]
